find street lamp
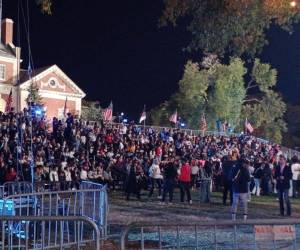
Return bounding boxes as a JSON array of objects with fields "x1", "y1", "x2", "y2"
[{"x1": 290, "y1": 1, "x2": 297, "y2": 7}]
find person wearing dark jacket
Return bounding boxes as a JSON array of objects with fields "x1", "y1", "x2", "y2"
[
  {"x1": 161, "y1": 159, "x2": 177, "y2": 203},
  {"x1": 230, "y1": 158, "x2": 251, "y2": 220},
  {"x1": 125, "y1": 164, "x2": 140, "y2": 201},
  {"x1": 274, "y1": 155, "x2": 292, "y2": 216},
  {"x1": 221, "y1": 156, "x2": 235, "y2": 205}
]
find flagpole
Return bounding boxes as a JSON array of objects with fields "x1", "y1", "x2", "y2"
[{"x1": 143, "y1": 104, "x2": 146, "y2": 131}]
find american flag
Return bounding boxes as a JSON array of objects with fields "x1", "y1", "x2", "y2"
[
  {"x1": 200, "y1": 114, "x2": 207, "y2": 131},
  {"x1": 245, "y1": 118, "x2": 254, "y2": 133},
  {"x1": 169, "y1": 110, "x2": 178, "y2": 124},
  {"x1": 139, "y1": 105, "x2": 146, "y2": 123},
  {"x1": 5, "y1": 88, "x2": 12, "y2": 113},
  {"x1": 102, "y1": 101, "x2": 113, "y2": 121}
]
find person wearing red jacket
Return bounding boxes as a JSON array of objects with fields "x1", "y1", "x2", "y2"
[
  {"x1": 179, "y1": 158, "x2": 192, "y2": 204},
  {"x1": 4, "y1": 167, "x2": 17, "y2": 182}
]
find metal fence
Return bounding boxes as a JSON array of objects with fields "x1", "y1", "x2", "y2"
[
  {"x1": 1, "y1": 187, "x2": 108, "y2": 237},
  {"x1": 2, "y1": 182, "x2": 33, "y2": 198},
  {"x1": 0, "y1": 215, "x2": 101, "y2": 250},
  {"x1": 120, "y1": 219, "x2": 300, "y2": 250}
]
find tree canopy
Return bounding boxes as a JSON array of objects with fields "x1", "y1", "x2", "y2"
[
  {"x1": 150, "y1": 57, "x2": 286, "y2": 143},
  {"x1": 161, "y1": 0, "x2": 300, "y2": 56},
  {"x1": 36, "y1": 0, "x2": 52, "y2": 14},
  {"x1": 26, "y1": 83, "x2": 43, "y2": 105}
]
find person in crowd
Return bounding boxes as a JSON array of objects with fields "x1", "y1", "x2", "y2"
[
  {"x1": 49, "y1": 166, "x2": 59, "y2": 182},
  {"x1": 190, "y1": 159, "x2": 199, "y2": 190},
  {"x1": 261, "y1": 159, "x2": 272, "y2": 196},
  {"x1": 231, "y1": 158, "x2": 251, "y2": 220},
  {"x1": 161, "y1": 158, "x2": 178, "y2": 203},
  {"x1": 221, "y1": 155, "x2": 234, "y2": 206},
  {"x1": 148, "y1": 159, "x2": 163, "y2": 199},
  {"x1": 274, "y1": 155, "x2": 292, "y2": 216},
  {"x1": 178, "y1": 158, "x2": 192, "y2": 204},
  {"x1": 291, "y1": 156, "x2": 300, "y2": 198},
  {"x1": 252, "y1": 160, "x2": 263, "y2": 196},
  {"x1": 4, "y1": 167, "x2": 17, "y2": 182},
  {"x1": 125, "y1": 162, "x2": 140, "y2": 201},
  {"x1": 212, "y1": 160, "x2": 222, "y2": 192}
]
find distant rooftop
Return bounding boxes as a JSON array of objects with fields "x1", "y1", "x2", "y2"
[{"x1": 0, "y1": 42, "x2": 15, "y2": 58}]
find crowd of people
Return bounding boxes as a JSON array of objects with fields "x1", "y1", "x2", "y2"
[{"x1": 0, "y1": 110, "x2": 299, "y2": 219}]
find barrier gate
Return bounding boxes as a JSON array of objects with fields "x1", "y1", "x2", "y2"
[{"x1": 0, "y1": 181, "x2": 108, "y2": 249}]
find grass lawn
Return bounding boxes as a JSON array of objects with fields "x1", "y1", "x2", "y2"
[{"x1": 108, "y1": 189, "x2": 300, "y2": 227}]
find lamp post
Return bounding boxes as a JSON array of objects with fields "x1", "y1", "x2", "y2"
[{"x1": 290, "y1": 1, "x2": 297, "y2": 7}]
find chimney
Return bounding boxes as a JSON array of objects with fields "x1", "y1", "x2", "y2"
[{"x1": 1, "y1": 18, "x2": 14, "y2": 45}]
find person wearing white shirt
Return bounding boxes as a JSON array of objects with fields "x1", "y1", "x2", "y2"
[
  {"x1": 64, "y1": 167, "x2": 72, "y2": 182},
  {"x1": 49, "y1": 167, "x2": 59, "y2": 182},
  {"x1": 148, "y1": 159, "x2": 163, "y2": 198},
  {"x1": 80, "y1": 167, "x2": 88, "y2": 181},
  {"x1": 291, "y1": 157, "x2": 300, "y2": 198}
]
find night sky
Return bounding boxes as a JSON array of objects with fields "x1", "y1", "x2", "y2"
[{"x1": 3, "y1": 0, "x2": 300, "y2": 121}]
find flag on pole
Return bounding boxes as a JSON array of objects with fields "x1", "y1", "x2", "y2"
[
  {"x1": 169, "y1": 110, "x2": 178, "y2": 124},
  {"x1": 200, "y1": 114, "x2": 207, "y2": 131},
  {"x1": 63, "y1": 96, "x2": 68, "y2": 117},
  {"x1": 139, "y1": 106, "x2": 146, "y2": 124},
  {"x1": 5, "y1": 88, "x2": 12, "y2": 113},
  {"x1": 102, "y1": 101, "x2": 113, "y2": 121},
  {"x1": 245, "y1": 118, "x2": 254, "y2": 133}
]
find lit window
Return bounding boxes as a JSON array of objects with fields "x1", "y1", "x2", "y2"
[{"x1": 0, "y1": 64, "x2": 6, "y2": 80}]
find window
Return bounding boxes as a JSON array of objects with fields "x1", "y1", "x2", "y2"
[
  {"x1": 49, "y1": 79, "x2": 56, "y2": 87},
  {"x1": 0, "y1": 64, "x2": 6, "y2": 80}
]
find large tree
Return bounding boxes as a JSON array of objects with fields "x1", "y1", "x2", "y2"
[
  {"x1": 150, "y1": 57, "x2": 286, "y2": 143},
  {"x1": 161, "y1": 0, "x2": 300, "y2": 56}
]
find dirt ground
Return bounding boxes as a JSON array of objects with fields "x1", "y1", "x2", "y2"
[
  {"x1": 102, "y1": 190, "x2": 300, "y2": 249},
  {"x1": 108, "y1": 189, "x2": 300, "y2": 226}
]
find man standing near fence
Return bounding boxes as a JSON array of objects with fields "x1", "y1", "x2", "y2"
[{"x1": 274, "y1": 155, "x2": 292, "y2": 216}]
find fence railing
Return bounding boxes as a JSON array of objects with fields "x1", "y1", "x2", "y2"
[
  {"x1": 120, "y1": 219, "x2": 300, "y2": 250},
  {"x1": 2, "y1": 187, "x2": 108, "y2": 237},
  {"x1": 0, "y1": 215, "x2": 101, "y2": 250}
]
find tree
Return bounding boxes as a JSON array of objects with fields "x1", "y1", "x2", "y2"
[
  {"x1": 161, "y1": 0, "x2": 300, "y2": 57},
  {"x1": 35, "y1": 0, "x2": 52, "y2": 14},
  {"x1": 150, "y1": 57, "x2": 287, "y2": 143},
  {"x1": 81, "y1": 100, "x2": 103, "y2": 122},
  {"x1": 26, "y1": 83, "x2": 43, "y2": 105},
  {"x1": 282, "y1": 104, "x2": 300, "y2": 148}
]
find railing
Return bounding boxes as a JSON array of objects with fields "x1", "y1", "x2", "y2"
[
  {"x1": 2, "y1": 182, "x2": 33, "y2": 198},
  {"x1": 2, "y1": 187, "x2": 108, "y2": 237},
  {"x1": 120, "y1": 219, "x2": 300, "y2": 250},
  {"x1": 0, "y1": 215, "x2": 101, "y2": 250}
]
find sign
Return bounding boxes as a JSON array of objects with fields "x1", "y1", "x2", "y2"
[{"x1": 254, "y1": 225, "x2": 296, "y2": 241}]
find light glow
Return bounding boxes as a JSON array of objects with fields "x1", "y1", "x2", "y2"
[{"x1": 290, "y1": 1, "x2": 297, "y2": 7}]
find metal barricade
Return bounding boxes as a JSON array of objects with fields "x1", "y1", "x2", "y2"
[
  {"x1": 120, "y1": 219, "x2": 300, "y2": 250},
  {"x1": 2, "y1": 182, "x2": 33, "y2": 197},
  {"x1": 0, "y1": 215, "x2": 100, "y2": 250},
  {"x1": 2, "y1": 188, "x2": 108, "y2": 237}
]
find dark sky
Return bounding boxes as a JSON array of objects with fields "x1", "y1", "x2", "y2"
[{"x1": 3, "y1": 0, "x2": 300, "y2": 120}]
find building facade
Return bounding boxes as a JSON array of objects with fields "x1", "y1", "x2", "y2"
[{"x1": 0, "y1": 18, "x2": 86, "y2": 119}]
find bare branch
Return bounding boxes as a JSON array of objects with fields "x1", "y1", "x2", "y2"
[
  {"x1": 246, "y1": 79, "x2": 258, "y2": 91},
  {"x1": 243, "y1": 98, "x2": 261, "y2": 103}
]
